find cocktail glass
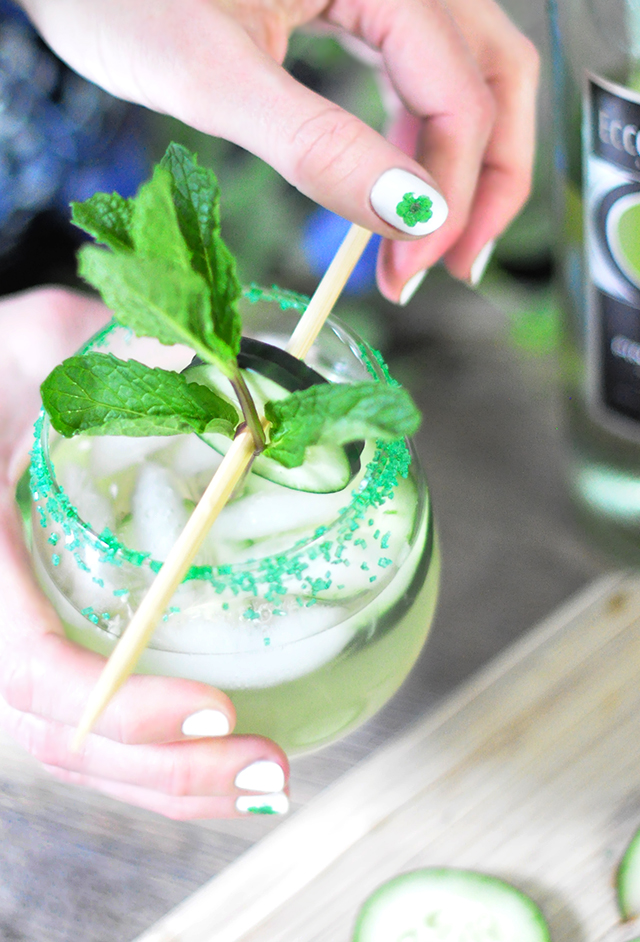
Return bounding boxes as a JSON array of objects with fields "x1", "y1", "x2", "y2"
[{"x1": 29, "y1": 286, "x2": 439, "y2": 755}]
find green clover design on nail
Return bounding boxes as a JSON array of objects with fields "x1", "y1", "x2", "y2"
[
  {"x1": 248, "y1": 805, "x2": 277, "y2": 815},
  {"x1": 396, "y1": 192, "x2": 433, "y2": 227}
]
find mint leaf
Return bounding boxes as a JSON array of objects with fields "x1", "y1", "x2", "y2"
[
  {"x1": 264, "y1": 382, "x2": 421, "y2": 468},
  {"x1": 78, "y1": 245, "x2": 237, "y2": 376},
  {"x1": 131, "y1": 165, "x2": 192, "y2": 270},
  {"x1": 71, "y1": 192, "x2": 134, "y2": 253},
  {"x1": 161, "y1": 143, "x2": 241, "y2": 354},
  {"x1": 41, "y1": 353, "x2": 238, "y2": 438}
]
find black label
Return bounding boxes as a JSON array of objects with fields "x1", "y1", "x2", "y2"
[
  {"x1": 601, "y1": 289, "x2": 640, "y2": 421},
  {"x1": 590, "y1": 79, "x2": 640, "y2": 175},
  {"x1": 586, "y1": 74, "x2": 640, "y2": 434}
]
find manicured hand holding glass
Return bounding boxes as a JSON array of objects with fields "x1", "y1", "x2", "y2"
[
  {"x1": 18, "y1": 0, "x2": 539, "y2": 303},
  {"x1": 0, "y1": 288, "x2": 290, "y2": 819},
  {"x1": 1, "y1": 0, "x2": 539, "y2": 821}
]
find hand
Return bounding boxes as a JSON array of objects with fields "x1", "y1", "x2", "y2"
[
  {"x1": 18, "y1": 0, "x2": 539, "y2": 302},
  {"x1": 0, "y1": 288, "x2": 289, "y2": 819}
]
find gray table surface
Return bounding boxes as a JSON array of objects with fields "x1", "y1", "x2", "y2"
[{"x1": 0, "y1": 269, "x2": 611, "y2": 942}]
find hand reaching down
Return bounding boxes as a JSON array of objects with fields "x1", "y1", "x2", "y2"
[{"x1": 18, "y1": 0, "x2": 539, "y2": 302}]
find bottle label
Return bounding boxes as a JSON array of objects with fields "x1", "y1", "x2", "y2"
[{"x1": 585, "y1": 73, "x2": 640, "y2": 435}]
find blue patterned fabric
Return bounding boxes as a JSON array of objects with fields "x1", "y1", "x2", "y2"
[{"x1": 0, "y1": 0, "x2": 148, "y2": 256}]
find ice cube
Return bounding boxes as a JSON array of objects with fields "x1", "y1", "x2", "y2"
[
  {"x1": 148, "y1": 598, "x2": 352, "y2": 688},
  {"x1": 89, "y1": 435, "x2": 173, "y2": 478},
  {"x1": 212, "y1": 483, "x2": 346, "y2": 544},
  {"x1": 171, "y1": 435, "x2": 223, "y2": 479},
  {"x1": 211, "y1": 529, "x2": 310, "y2": 567},
  {"x1": 131, "y1": 462, "x2": 189, "y2": 559}
]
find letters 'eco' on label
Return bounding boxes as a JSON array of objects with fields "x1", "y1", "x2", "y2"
[{"x1": 590, "y1": 75, "x2": 640, "y2": 173}]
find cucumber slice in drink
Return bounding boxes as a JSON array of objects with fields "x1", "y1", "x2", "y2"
[
  {"x1": 618, "y1": 828, "x2": 640, "y2": 920},
  {"x1": 352, "y1": 869, "x2": 551, "y2": 942},
  {"x1": 186, "y1": 338, "x2": 363, "y2": 494},
  {"x1": 238, "y1": 337, "x2": 328, "y2": 392}
]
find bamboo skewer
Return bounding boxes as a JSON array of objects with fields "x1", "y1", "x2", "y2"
[
  {"x1": 286, "y1": 223, "x2": 372, "y2": 359},
  {"x1": 71, "y1": 223, "x2": 371, "y2": 749}
]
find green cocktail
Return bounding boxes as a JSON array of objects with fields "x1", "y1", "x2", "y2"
[{"x1": 29, "y1": 288, "x2": 438, "y2": 755}]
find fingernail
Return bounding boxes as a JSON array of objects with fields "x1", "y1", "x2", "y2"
[
  {"x1": 371, "y1": 168, "x2": 448, "y2": 236},
  {"x1": 181, "y1": 709, "x2": 230, "y2": 737},
  {"x1": 469, "y1": 239, "x2": 496, "y2": 287},
  {"x1": 235, "y1": 760, "x2": 286, "y2": 793},
  {"x1": 399, "y1": 269, "x2": 428, "y2": 306},
  {"x1": 235, "y1": 793, "x2": 289, "y2": 815}
]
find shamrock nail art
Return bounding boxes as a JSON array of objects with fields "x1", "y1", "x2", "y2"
[
  {"x1": 396, "y1": 192, "x2": 433, "y2": 228},
  {"x1": 371, "y1": 168, "x2": 448, "y2": 236}
]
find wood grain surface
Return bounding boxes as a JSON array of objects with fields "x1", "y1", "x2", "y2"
[{"x1": 136, "y1": 573, "x2": 640, "y2": 942}]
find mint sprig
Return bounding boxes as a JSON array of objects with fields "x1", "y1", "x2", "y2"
[
  {"x1": 42, "y1": 353, "x2": 238, "y2": 438},
  {"x1": 43, "y1": 143, "x2": 422, "y2": 477},
  {"x1": 264, "y1": 383, "x2": 420, "y2": 468},
  {"x1": 76, "y1": 162, "x2": 238, "y2": 380},
  {"x1": 72, "y1": 145, "x2": 263, "y2": 445}
]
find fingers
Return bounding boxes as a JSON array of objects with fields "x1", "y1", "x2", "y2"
[
  {"x1": 442, "y1": 1, "x2": 540, "y2": 281},
  {"x1": 42, "y1": 764, "x2": 287, "y2": 820},
  {"x1": 1, "y1": 696, "x2": 287, "y2": 802},
  {"x1": 19, "y1": 0, "x2": 538, "y2": 304},
  {"x1": 21, "y1": 0, "x2": 451, "y2": 242},
  {"x1": 0, "y1": 500, "x2": 235, "y2": 746},
  {"x1": 168, "y1": 5, "x2": 451, "y2": 242},
  {"x1": 0, "y1": 494, "x2": 289, "y2": 819},
  {"x1": 0, "y1": 498, "x2": 236, "y2": 747},
  {"x1": 375, "y1": 0, "x2": 539, "y2": 295},
  {"x1": 0, "y1": 631, "x2": 237, "y2": 745},
  {"x1": 319, "y1": 0, "x2": 491, "y2": 299}
]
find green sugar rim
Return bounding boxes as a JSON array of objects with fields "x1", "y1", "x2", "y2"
[{"x1": 30, "y1": 285, "x2": 425, "y2": 611}]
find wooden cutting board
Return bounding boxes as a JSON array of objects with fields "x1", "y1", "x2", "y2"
[{"x1": 135, "y1": 572, "x2": 640, "y2": 942}]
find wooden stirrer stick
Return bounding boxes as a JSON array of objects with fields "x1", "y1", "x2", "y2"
[
  {"x1": 71, "y1": 223, "x2": 371, "y2": 749},
  {"x1": 286, "y1": 223, "x2": 372, "y2": 359}
]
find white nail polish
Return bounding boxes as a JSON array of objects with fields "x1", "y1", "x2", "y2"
[
  {"x1": 371, "y1": 168, "x2": 448, "y2": 236},
  {"x1": 399, "y1": 269, "x2": 428, "y2": 306},
  {"x1": 235, "y1": 792, "x2": 289, "y2": 815},
  {"x1": 469, "y1": 239, "x2": 496, "y2": 287},
  {"x1": 181, "y1": 709, "x2": 230, "y2": 737},
  {"x1": 235, "y1": 760, "x2": 286, "y2": 793}
]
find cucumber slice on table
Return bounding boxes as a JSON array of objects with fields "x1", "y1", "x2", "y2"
[
  {"x1": 352, "y1": 869, "x2": 551, "y2": 942},
  {"x1": 618, "y1": 827, "x2": 640, "y2": 920},
  {"x1": 186, "y1": 338, "x2": 363, "y2": 494}
]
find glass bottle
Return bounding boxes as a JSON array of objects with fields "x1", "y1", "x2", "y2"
[{"x1": 548, "y1": 0, "x2": 640, "y2": 560}]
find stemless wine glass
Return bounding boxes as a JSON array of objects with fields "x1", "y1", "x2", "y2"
[{"x1": 29, "y1": 286, "x2": 439, "y2": 754}]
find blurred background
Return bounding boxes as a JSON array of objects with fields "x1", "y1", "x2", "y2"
[{"x1": 0, "y1": 1, "x2": 616, "y2": 939}]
